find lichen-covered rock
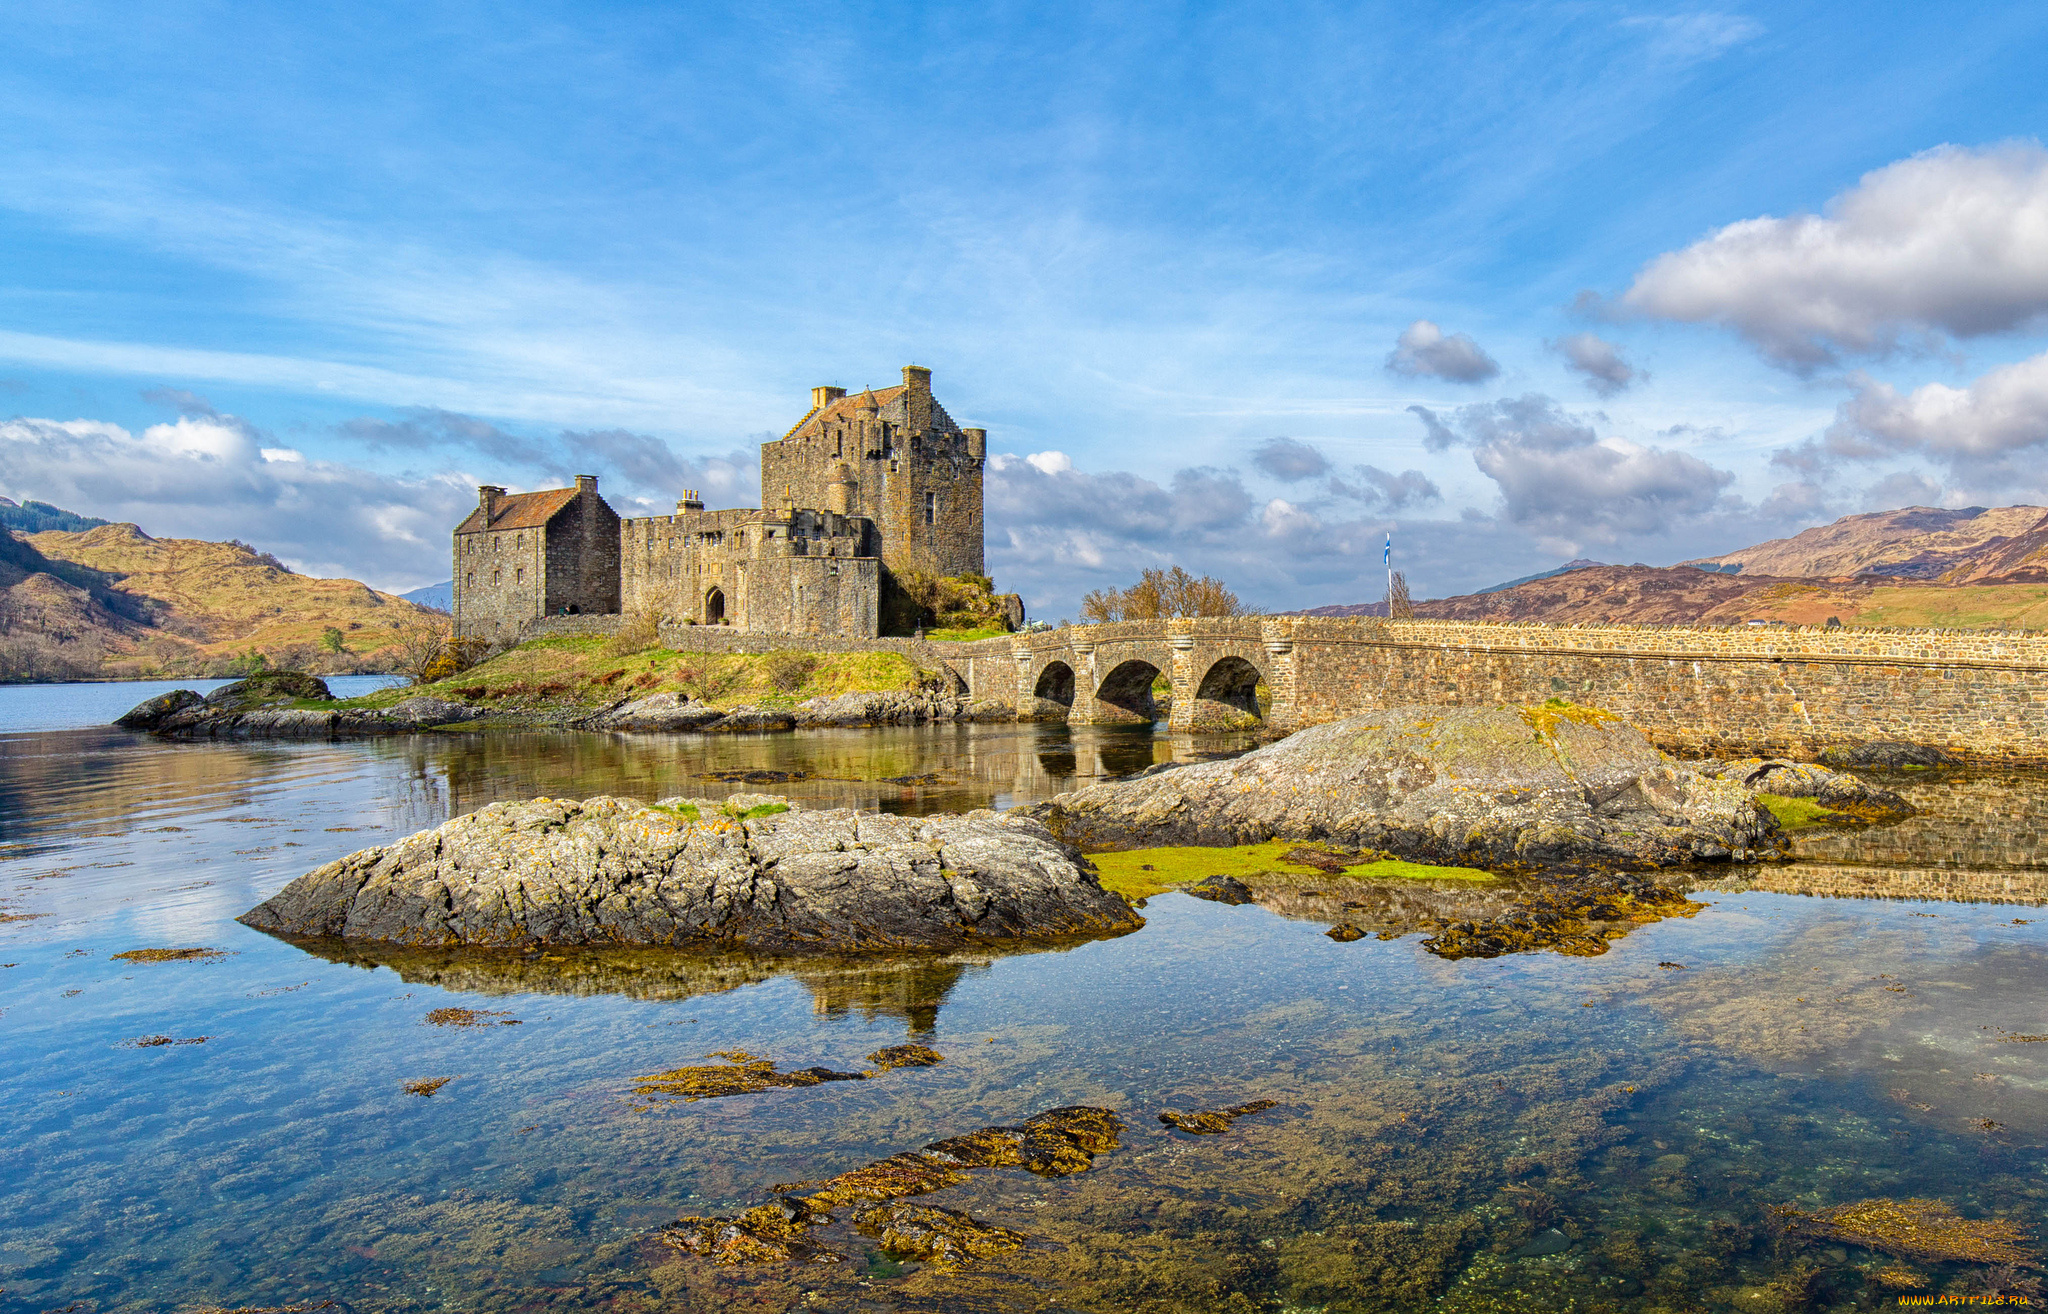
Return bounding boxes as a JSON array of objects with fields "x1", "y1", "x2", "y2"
[
  {"x1": 1028, "y1": 704, "x2": 1784, "y2": 871},
  {"x1": 202, "y1": 671, "x2": 333, "y2": 709},
  {"x1": 238, "y1": 796, "x2": 1142, "y2": 951}
]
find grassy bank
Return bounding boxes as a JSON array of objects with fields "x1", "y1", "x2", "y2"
[{"x1": 327, "y1": 635, "x2": 942, "y2": 713}]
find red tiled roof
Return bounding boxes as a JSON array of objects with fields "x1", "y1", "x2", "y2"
[
  {"x1": 780, "y1": 385, "x2": 908, "y2": 442},
  {"x1": 454, "y1": 486, "x2": 581, "y2": 535}
]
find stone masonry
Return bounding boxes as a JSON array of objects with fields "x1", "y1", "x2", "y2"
[
  {"x1": 454, "y1": 365, "x2": 985, "y2": 641},
  {"x1": 453, "y1": 476, "x2": 620, "y2": 642}
]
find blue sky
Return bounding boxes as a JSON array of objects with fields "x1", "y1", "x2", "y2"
[{"x1": 4, "y1": 3, "x2": 2048, "y2": 615}]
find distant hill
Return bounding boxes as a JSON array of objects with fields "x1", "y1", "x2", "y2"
[
  {"x1": 1682, "y1": 505, "x2": 2048, "y2": 580},
  {"x1": 0, "y1": 496, "x2": 111, "y2": 536},
  {"x1": 2, "y1": 507, "x2": 445, "y2": 682},
  {"x1": 402, "y1": 580, "x2": 454, "y2": 612},
  {"x1": 1477, "y1": 558, "x2": 1608, "y2": 594}
]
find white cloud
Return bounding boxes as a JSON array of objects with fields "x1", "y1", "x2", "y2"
[
  {"x1": 1409, "y1": 394, "x2": 1737, "y2": 547},
  {"x1": 1550, "y1": 331, "x2": 1641, "y2": 396},
  {"x1": 1385, "y1": 319, "x2": 1501, "y2": 384},
  {"x1": 1825, "y1": 350, "x2": 2048, "y2": 462},
  {"x1": 1617, "y1": 142, "x2": 2048, "y2": 369},
  {"x1": 0, "y1": 413, "x2": 472, "y2": 590}
]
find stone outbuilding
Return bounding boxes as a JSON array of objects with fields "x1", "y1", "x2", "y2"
[{"x1": 452, "y1": 476, "x2": 620, "y2": 641}]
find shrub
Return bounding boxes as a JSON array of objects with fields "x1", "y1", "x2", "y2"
[
  {"x1": 603, "y1": 610, "x2": 660, "y2": 658},
  {"x1": 763, "y1": 649, "x2": 818, "y2": 693}
]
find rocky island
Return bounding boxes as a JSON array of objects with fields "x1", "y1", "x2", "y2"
[
  {"x1": 239, "y1": 795, "x2": 1141, "y2": 952},
  {"x1": 1029, "y1": 702, "x2": 1906, "y2": 872}
]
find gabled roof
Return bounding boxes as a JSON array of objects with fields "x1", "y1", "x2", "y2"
[
  {"x1": 780, "y1": 385, "x2": 909, "y2": 442},
  {"x1": 454, "y1": 486, "x2": 581, "y2": 535}
]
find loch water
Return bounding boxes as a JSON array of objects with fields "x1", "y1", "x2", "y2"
[{"x1": 3, "y1": 688, "x2": 2048, "y2": 1313}]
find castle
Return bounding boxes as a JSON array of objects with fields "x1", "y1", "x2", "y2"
[{"x1": 452, "y1": 365, "x2": 991, "y2": 641}]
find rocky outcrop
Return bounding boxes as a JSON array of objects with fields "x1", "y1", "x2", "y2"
[
  {"x1": 1693, "y1": 757, "x2": 1913, "y2": 821},
  {"x1": 118, "y1": 675, "x2": 492, "y2": 738},
  {"x1": 239, "y1": 795, "x2": 1142, "y2": 952},
  {"x1": 1027, "y1": 704, "x2": 1786, "y2": 871},
  {"x1": 793, "y1": 690, "x2": 1014, "y2": 728},
  {"x1": 582, "y1": 692, "x2": 726, "y2": 732}
]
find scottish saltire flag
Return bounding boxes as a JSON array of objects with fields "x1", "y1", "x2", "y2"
[{"x1": 1384, "y1": 533, "x2": 1391, "y2": 567}]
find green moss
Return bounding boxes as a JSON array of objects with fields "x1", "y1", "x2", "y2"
[
  {"x1": 925, "y1": 627, "x2": 1009, "y2": 642},
  {"x1": 739, "y1": 802, "x2": 790, "y2": 819},
  {"x1": 1089, "y1": 840, "x2": 1494, "y2": 900},
  {"x1": 651, "y1": 802, "x2": 701, "y2": 822},
  {"x1": 1756, "y1": 793, "x2": 1848, "y2": 830}
]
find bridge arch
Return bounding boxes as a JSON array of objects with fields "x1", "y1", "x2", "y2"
[
  {"x1": 1022, "y1": 659, "x2": 1076, "y2": 721},
  {"x1": 1092, "y1": 657, "x2": 1164, "y2": 724},
  {"x1": 1188, "y1": 654, "x2": 1264, "y2": 727}
]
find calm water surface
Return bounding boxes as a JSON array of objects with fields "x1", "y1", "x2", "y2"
[{"x1": 2, "y1": 688, "x2": 2047, "y2": 1312}]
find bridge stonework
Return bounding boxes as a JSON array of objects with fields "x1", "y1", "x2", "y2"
[{"x1": 941, "y1": 617, "x2": 2048, "y2": 763}]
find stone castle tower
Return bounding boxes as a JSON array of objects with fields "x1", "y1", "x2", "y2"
[
  {"x1": 762, "y1": 366, "x2": 986, "y2": 580},
  {"x1": 458, "y1": 365, "x2": 993, "y2": 641}
]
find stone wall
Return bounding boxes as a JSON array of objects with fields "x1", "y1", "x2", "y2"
[
  {"x1": 621, "y1": 506, "x2": 876, "y2": 634},
  {"x1": 454, "y1": 522, "x2": 548, "y2": 641},
  {"x1": 544, "y1": 479, "x2": 621, "y2": 619}
]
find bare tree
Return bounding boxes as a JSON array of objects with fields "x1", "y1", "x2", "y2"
[
  {"x1": 392, "y1": 617, "x2": 453, "y2": 685},
  {"x1": 1081, "y1": 566, "x2": 1246, "y2": 621},
  {"x1": 1388, "y1": 570, "x2": 1414, "y2": 620}
]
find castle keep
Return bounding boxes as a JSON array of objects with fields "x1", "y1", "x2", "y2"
[{"x1": 453, "y1": 366, "x2": 986, "y2": 642}]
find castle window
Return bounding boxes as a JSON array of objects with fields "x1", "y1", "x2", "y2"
[
  {"x1": 466, "y1": 571, "x2": 475, "y2": 587},
  {"x1": 924, "y1": 491, "x2": 937, "y2": 525},
  {"x1": 492, "y1": 570, "x2": 501, "y2": 585},
  {"x1": 515, "y1": 567, "x2": 524, "y2": 583}
]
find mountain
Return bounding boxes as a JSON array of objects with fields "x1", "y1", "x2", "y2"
[
  {"x1": 2, "y1": 515, "x2": 445, "y2": 681},
  {"x1": 402, "y1": 580, "x2": 455, "y2": 612},
  {"x1": 1681, "y1": 505, "x2": 2048, "y2": 580},
  {"x1": 1476, "y1": 558, "x2": 1608, "y2": 594}
]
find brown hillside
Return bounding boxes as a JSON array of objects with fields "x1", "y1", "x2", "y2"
[
  {"x1": 1410, "y1": 563, "x2": 2048, "y2": 630},
  {"x1": 2, "y1": 523, "x2": 442, "y2": 681},
  {"x1": 1941, "y1": 511, "x2": 2048, "y2": 583},
  {"x1": 1681, "y1": 505, "x2": 2047, "y2": 579}
]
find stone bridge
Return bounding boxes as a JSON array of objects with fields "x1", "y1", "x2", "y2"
[{"x1": 931, "y1": 616, "x2": 2048, "y2": 762}]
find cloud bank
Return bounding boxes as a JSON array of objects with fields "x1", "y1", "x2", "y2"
[{"x1": 1618, "y1": 142, "x2": 2048, "y2": 369}]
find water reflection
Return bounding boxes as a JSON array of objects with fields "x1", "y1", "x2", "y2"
[{"x1": 270, "y1": 937, "x2": 1121, "y2": 1036}]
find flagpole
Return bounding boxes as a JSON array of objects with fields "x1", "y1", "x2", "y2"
[{"x1": 1385, "y1": 532, "x2": 1393, "y2": 617}]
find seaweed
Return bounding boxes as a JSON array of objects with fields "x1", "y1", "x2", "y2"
[
  {"x1": 1419, "y1": 869, "x2": 1700, "y2": 960},
  {"x1": 422, "y1": 1007, "x2": 520, "y2": 1028},
  {"x1": 634, "y1": 1050, "x2": 867, "y2": 1103},
  {"x1": 867, "y1": 1043, "x2": 945, "y2": 1071},
  {"x1": 851, "y1": 1201, "x2": 1029, "y2": 1269},
  {"x1": 657, "y1": 1105, "x2": 1124, "y2": 1268},
  {"x1": 110, "y1": 947, "x2": 227, "y2": 963},
  {"x1": 1770, "y1": 1197, "x2": 2037, "y2": 1267},
  {"x1": 403, "y1": 1077, "x2": 452, "y2": 1097},
  {"x1": 1325, "y1": 923, "x2": 1365, "y2": 942},
  {"x1": 1158, "y1": 1099, "x2": 1280, "y2": 1135},
  {"x1": 122, "y1": 1034, "x2": 209, "y2": 1047},
  {"x1": 702, "y1": 770, "x2": 808, "y2": 784}
]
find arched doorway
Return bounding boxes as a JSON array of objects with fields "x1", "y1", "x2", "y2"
[
  {"x1": 1093, "y1": 659, "x2": 1163, "y2": 724},
  {"x1": 705, "y1": 587, "x2": 726, "y2": 624},
  {"x1": 1191, "y1": 655, "x2": 1264, "y2": 727},
  {"x1": 1026, "y1": 661, "x2": 1075, "y2": 721}
]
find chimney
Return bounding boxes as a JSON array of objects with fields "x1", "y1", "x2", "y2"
[
  {"x1": 811, "y1": 385, "x2": 847, "y2": 410},
  {"x1": 478, "y1": 485, "x2": 506, "y2": 520},
  {"x1": 678, "y1": 489, "x2": 705, "y2": 513},
  {"x1": 963, "y1": 427, "x2": 986, "y2": 460},
  {"x1": 902, "y1": 365, "x2": 931, "y2": 393},
  {"x1": 574, "y1": 474, "x2": 598, "y2": 493}
]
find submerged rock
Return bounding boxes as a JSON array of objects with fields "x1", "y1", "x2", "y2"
[
  {"x1": 1819, "y1": 742, "x2": 1957, "y2": 770},
  {"x1": 238, "y1": 796, "x2": 1141, "y2": 952},
  {"x1": 1028, "y1": 703, "x2": 1785, "y2": 872},
  {"x1": 657, "y1": 1105, "x2": 1124, "y2": 1267},
  {"x1": 1187, "y1": 874, "x2": 1256, "y2": 905},
  {"x1": 1158, "y1": 1099, "x2": 1279, "y2": 1134}
]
